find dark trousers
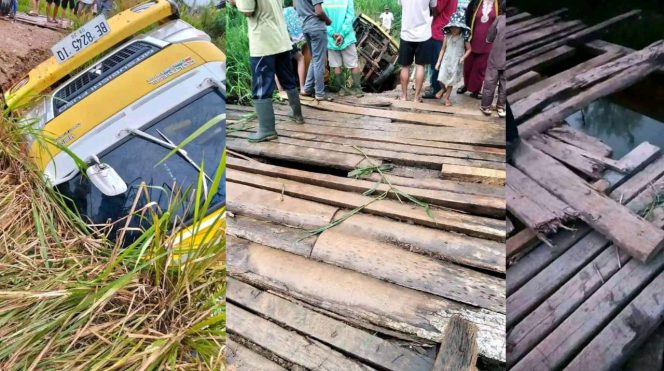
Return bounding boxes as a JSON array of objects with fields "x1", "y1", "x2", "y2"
[
  {"x1": 481, "y1": 68, "x2": 506, "y2": 108},
  {"x1": 429, "y1": 38, "x2": 443, "y2": 93},
  {"x1": 250, "y1": 50, "x2": 298, "y2": 100}
]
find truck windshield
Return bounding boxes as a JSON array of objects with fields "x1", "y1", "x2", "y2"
[{"x1": 56, "y1": 90, "x2": 226, "y2": 245}]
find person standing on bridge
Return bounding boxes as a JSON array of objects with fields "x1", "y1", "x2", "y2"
[
  {"x1": 480, "y1": 11, "x2": 506, "y2": 117},
  {"x1": 230, "y1": 0, "x2": 305, "y2": 142},
  {"x1": 422, "y1": 0, "x2": 458, "y2": 100},
  {"x1": 323, "y1": 0, "x2": 363, "y2": 98},
  {"x1": 296, "y1": 0, "x2": 333, "y2": 101},
  {"x1": 396, "y1": 0, "x2": 436, "y2": 102}
]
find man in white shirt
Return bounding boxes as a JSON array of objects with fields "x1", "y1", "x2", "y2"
[
  {"x1": 379, "y1": 6, "x2": 394, "y2": 32},
  {"x1": 397, "y1": 0, "x2": 436, "y2": 102}
]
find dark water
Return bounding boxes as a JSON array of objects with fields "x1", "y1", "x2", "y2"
[
  {"x1": 510, "y1": 0, "x2": 664, "y2": 49},
  {"x1": 566, "y1": 99, "x2": 664, "y2": 159}
]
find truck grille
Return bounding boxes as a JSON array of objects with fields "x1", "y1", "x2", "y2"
[{"x1": 53, "y1": 41, "x2": 160, "y2": 116}]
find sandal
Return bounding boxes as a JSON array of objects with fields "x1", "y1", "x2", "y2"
[
  {"x1": 457, "y1": 86, "x2": 467, "y2": 94},
  {"x1": 444, "y1": 99, "x2": 452, "y2": 107},
  {"x1": 470, "y1": 92, "x2": 482, "y2": 99}
]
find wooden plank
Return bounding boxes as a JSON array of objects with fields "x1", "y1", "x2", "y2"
[
  {"x1": 228, "y1": 279, "x2": 434, "y2": 371},
  {"x1": 506, "y1": 71, "x2": 542, "y2": 95},
  {"x1": 312, "y1": 229, "x2": 506, "y2": 313},
  {"x1": 300, "y1": 99, "x2": 499, "y2": 130},
  {"x1": 507, "y1": 12, "x2": 532, "y2": 25},
  {"x1": 226, "y1": 340, "x2": 287, "y2": 371},
  {"x1": 507, "y1": 45, "x2": 576, "y2": 80},
  {"x1": 227, "y1": 237, "x2": 507, "y2": 363},
  {"x1": 545, "y1": 125, "x2": 613, "y2": 158},
  {"x1": 432, "y1": 316, "x2": 479, "y2": 371},
  {"x1": 508, "y1": 50, "x2": 624, "y2": 104},
  {"x1": 227, "y1": 303, "x2": 374, "y2": 370},
  {"x1": 331, "y1": 212, "x2": 506, "y2": 274},
  {"x1": 513, "y1": 142, "x2": 664, "y2": 262},
  {"x1": 511, "y1": 213, "x2": 664, "y2": 370},
  {"x1": 507, "y1": 10, "x2": 642, "y2": 70},
  {"x1": 226, "y1": 137, "x2": 366, "y2": 170},
  {"x1": 378, "y1": 98, "x2": 487, "y2": 117},
  {"x1": 227, "y1": 158, "x2": 505, "y2": 217},
  {"x1": 506, "y1": 9, "x2": 568, "y2": 38},
  {"x1": 364, "y1": 173, "x2": 504, "y2": 198},
  {"x1": 229, "y1": 130, "x2": 505, "y2": 170},
  {"x1": 623, "y1": 324, "x2": 664, "y2": 370},
  {"x1": 506, "y1": 164, "x2": 576, "y2": 233},
  {"x1": 228, "y1": 170, "x2": 506, "y2": 241},
  {"x1": 518, "y1": 55, "x2": 663, "y2": 138},
  {"x1": 508, "y1": 23, "x2": 587, "y2": 58},
  {"x1": 441, "y1": 164, "x2": 506, "y2": 186},
  {"x1": 506, "y1": 228, "x2": 539, "y2": 260},
  {"x1": 506, "y1": 217, "x2": 515, "y2": 235},
  {"x1": 227, "y1": 215, "x2": 317, "y2": 257},
  {"x1": 528, "y1": 135, "x2": 605, "y2": 179},
  {"x1": 607, "y1": 154, "x2": 664, "y2": 202},
  {"x1": 616, "y1": 142, "x2": 661, "y2": 172},
  {"x1": 227, "y1": 182, "x2": 339, "y2": 229},
  {"x1": 507, "y1": 20, "x2": 584, "y2": 52},
  {"x1": 514, "y1": 40, "x2": 664, "y2": 121}
]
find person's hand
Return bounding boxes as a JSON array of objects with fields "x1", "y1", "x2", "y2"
[
  {"x1": 334, "y1": 34, "x2": 343, "y2": 46},
  {"x1": 435, "y1": 62, "x2": 441, "y2": 70},
  {"x1": 228, "y1": 0, "x2": 235, "y2": 6},
  {"x1": 459, "y1": 57, "x2": 465, "y2": 65},
  {"x1": 325, "y1": 18, "x2": 332, "y2": 26}
]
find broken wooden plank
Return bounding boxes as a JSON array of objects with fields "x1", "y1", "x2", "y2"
[
  {"x1": 227, "y1": 158, "x2": 505, "y2": 217},
  {"x1": 507, "y1": 45, "x2": 576, "y2": 80},
  {"x1": 228, "y1": 279, "x2": 434, "y2": 371},
  {"x1": 507, "y1": 10, "x2": 642, "y2": 70},
  {"x1": 513, "y1": 141, "x2": 664, "y2": 262},
  {"x1": 228, "y1": 170, "x2": 506, "y2": 241},
  {"x1": 514, "y1": 40, "x2": 664, "y2": 121},
  {"x1": 506, "y1": 164, "x2": 576, "y2": 233},
  {"x1": 607, "y1": 153, "x2": 664, "y2": 201},
  {"x1": 519, "y1": 54, "x2": 663, "y2": 137},
  {"x1": 506, "y1": 71, "x2": 542, "y2": 95},
  {"x1": 432, "y1": 316, "x2": 479, "y2": 371},
  {"x1": 227, "y1": 237, "x2": 507, "y2": 363},
  {"x1": 528, "y1": 135, "x2": 605, "y2": 179},
  {"x1": 545, "y1": 125, "x2": 613, "y2": 158},
  {"x1": 227, "y1": 303, "x2": 374, "y2": 370},
  {"x1": 331, "y1": 212, "x2": 506, "y2": 273},
  {"x1": 616, "y1": 141, "x2": 661, "y2": 172},
  {"x1": 226, "y1": 340, "x2": 287, "y2": 371},
  {"x1": 441, "y1": 164, "x2": 506, "y2": 186},
  {"x1": 227, "y1": 182, "x2": 338, "y2": 229},
  {"x1": 506, "y1": 228, "x2": 539, "y2": 260},
  {"x1": 312, "y1": 229, "x2": 506, "y2": 313}
]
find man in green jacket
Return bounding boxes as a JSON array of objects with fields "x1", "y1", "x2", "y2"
[{"x1": 323, "y1": 0, "x2": 363, "y2": 97}]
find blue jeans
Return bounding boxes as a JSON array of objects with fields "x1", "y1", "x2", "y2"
[
  {"x1": 303, "y1": 30, "x2": 327, "y2": 98},
  {"x1": 250, "y1": 50, "x2": 298, "y2": 100},
  {"x1": 429, "y1": 38, "x2": 443, "y2": 93}
]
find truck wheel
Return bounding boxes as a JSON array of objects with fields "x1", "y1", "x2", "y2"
[{"x1": 373, "y1": 64, "x2": 396, "y2": 87}]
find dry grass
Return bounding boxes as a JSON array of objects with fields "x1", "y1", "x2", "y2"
[{"x1": 0, "y1": 114, "x2": 226, "y2": 370}]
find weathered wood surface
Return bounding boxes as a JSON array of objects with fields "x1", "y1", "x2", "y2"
[
  {"x1": 331, "y1": 212, "x2": 505, "y2": 273},
  {"x1": 227, "y1": 158, "x2": 505, "y2": 217},
  {"x1": 227, "y1": 237, "x2": 507, "y2": 363},
  {"x1": 615, "y1": 141, "x2": 661, "y2": 172},
  {"x1": 508, "y1": 49, "x2": 624, "y2": 104},
  {"x1": 227, "y1": 303, "x2": 374, "y2": 370},
  {"x1": 228, "y1": 170, "x2": 506, "y2": 241},
  {"x1": 528, "y1": 135, "x2": 606, "y2": 179},
  {"x1": 623, "y1": 323, "x2": 664, "y2": 370},
  {"x1": 545, "y1": 125, "x2": 613, "y2": 158},
  {"x1": 227, "y1": 182, "x2": 338, "y2": 229},
  {"x1": 512, "y1": 245, "x2": 664, "y2": 370},
  {"x1": 226, "y1": 340, "x2": 287, "y2": 371},
  {"x1": 519, "y1": 54, "x2": 664, "y2": 137},
  {"x1": 507, "y1": 20, "x2": 585, "y2": 52},
  {"x1": 364, "y1": 173, "x2": 504, "y2": 198},
  {"x1": 513, "y1": 40, "x2": 664, "y2": 121},
  {"x1": 506, "y1": 164, "x2": 576, "y2": 233},
  {"x1": 506, "y1": 71, "x2": 541, "y2": 95},
  {"x1": 432, "y1": 316, "x2": 479, "y2": 371},
  {"x1": 313, "y1": 230, "x2": 506, "y2": 313},
  {"x1": 441, "y1": 164, "x2": 506, "y2": 186},
  {"x1": 227, "y1": 215, "x2": 318, "y2": 257},
  {"x1": 507, "y1": 12, "x2": 532, "y2": 25},
  {"x1": 228, "y1": 279, "x2": 434, "y2": 371},
  {"x1": 506, "y1": 217, "x2": 514, "y2": 235},
  {"x1": 506, "y1": 228, "x2": 539, "y2": 261},
  {"x1": 506, "y1": 10, "x2": 642, "y2": 70},
  {"x1": 507, "y1": 9, "x2": 568, "y2": 38},
  {"x1": 513, "y1": 142, "x2": 664, "y2": 262},
  {"x1": 507, "y1": 45, "x2": 576, "y2": 80}
]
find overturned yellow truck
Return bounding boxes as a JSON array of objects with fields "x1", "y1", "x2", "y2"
[{"x1": 4, "y1": 0, "x2": 226, "y2": 248}]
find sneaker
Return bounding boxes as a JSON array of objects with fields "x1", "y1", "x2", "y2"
[
  {"x1": 315, "y1": 94, "x2": 333, "y2": 102},
  {"x1": 497, "y1": 106, "x2": 506, "y2": 118},
  {"x1": 480, "y1": 106, "x2": 492, "y2": 116}
]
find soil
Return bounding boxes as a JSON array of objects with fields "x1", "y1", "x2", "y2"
[{"x1": 0, "y1": 19, "x2": 64, "y2": 91}]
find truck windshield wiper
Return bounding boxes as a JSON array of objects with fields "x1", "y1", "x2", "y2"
[{"x1": 124, "y1": 128, "x2": 212, "y2": 198}]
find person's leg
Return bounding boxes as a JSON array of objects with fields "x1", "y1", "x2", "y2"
[
  {"x1": 399, "y1": 66, "x2": 410, "y2": 100},
  {"x1": 413, "y1": 64, "x2": 425, "y2": 102},
  {"x1": 481, "y1": 64, "x2": 498, "y2": 111},
  {"x1": 459, "y1": 52, "x2": 475, "y2": 94},
  {"x1": 468, "y1": 52, "x2": 489, "y2": 96},
  {"x1": 45, "y1": 0, "x2": 52, "y2": 20},
  {"x1": 496, "y1": 70, "x2": 506, "y2": 117},
  {"x1": 328, "y1": 49, "x2": 346, "y2": 96},
  {"x1": 443, "y1": 86, "x2": 453, "y2": 106},
  {"x1": 396, "y1": 39, "x2": 416, "y2": 101},
  {"x1": 302, "y1": 33, "x2": 316, "y2": 96},
  {"x1": 295, "y1": 52, "x2": 306, "y2": 92},
  {"x1": 249, "y1": 55, "x2": 278, "y2": 142},
  {"x1": 31, "y1": 0, "x2": 39, "y2": 15},
  {"x1": 345, "y1": 44, "x2": 363, "y2": 97},
  {"x1": 413, "y1": 42, "x2": 430, "y2": 102},
  {"x1": 310, "y1": 30, "x2": 328, "y2": 99},
  {"x1": 275, "y1": 50, "x2": 305, "y2": 124},
  {"x1": 425, "y1": 38, "x2": 443, "y2": 98}
]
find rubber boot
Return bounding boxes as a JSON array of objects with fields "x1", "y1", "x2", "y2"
[
  {"x1": 286, "y1": 88, "x2": 305, "y2": 124},
  {"x1": 351, "y1": 73, "x2": 364, "y2": 97},
  {"x1": 335, "y1": 73, "x2": 350, "y2": 97},
  {"x1": 248, "y1": 98, "x2": 278, "y2": 143}
]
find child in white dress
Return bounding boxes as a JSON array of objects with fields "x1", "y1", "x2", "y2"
[{"x1": 435, "y1": 20, "x2": 471, "y2": 106}]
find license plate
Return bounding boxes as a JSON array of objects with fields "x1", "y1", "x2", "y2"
[{"x1": 51, "y1": 15, "x2": 111, "y2": 64}]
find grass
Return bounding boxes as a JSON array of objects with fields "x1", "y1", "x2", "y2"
[{"x1": 0, "y1": 103, "x2": 227, "y2": 369}]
